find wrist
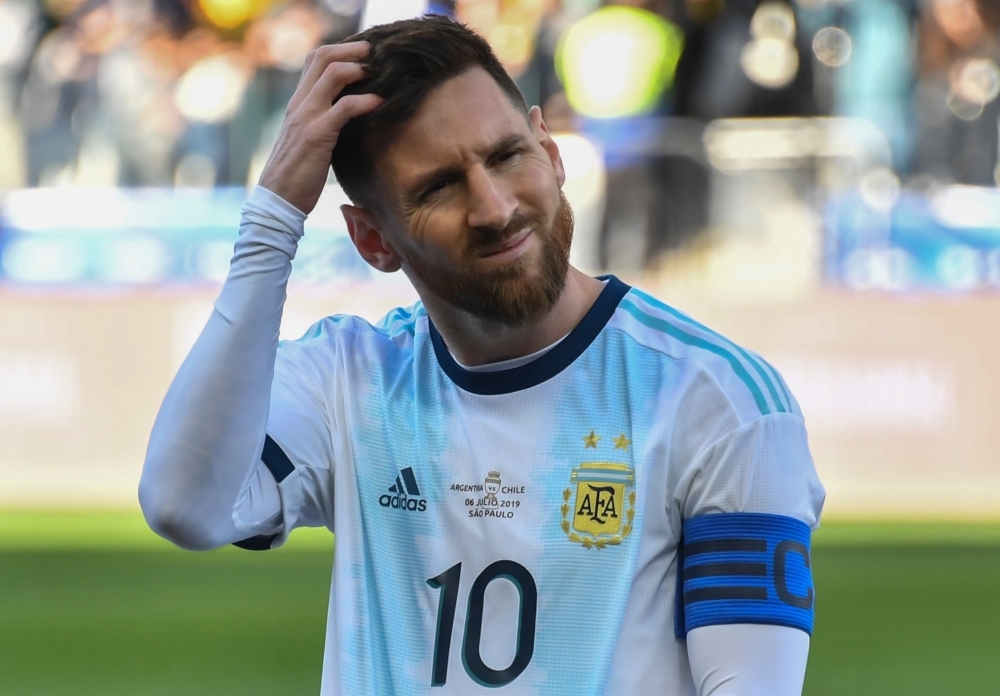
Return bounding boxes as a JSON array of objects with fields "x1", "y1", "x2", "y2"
[{"x1": 248, "y1": 185, "x2": 309, "y2": 226}]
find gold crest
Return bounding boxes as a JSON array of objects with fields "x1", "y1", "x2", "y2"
[{"x1": 561, "y1": 462, "x2": 636, "y2": 549}]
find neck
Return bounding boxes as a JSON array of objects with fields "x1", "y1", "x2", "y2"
[{"x1": 417, "y1": 266, "x2": 605, "y2": 367}]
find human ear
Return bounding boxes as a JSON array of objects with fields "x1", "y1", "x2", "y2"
[
  {"x1": 530, "y1": 105, "x2": 566, "y2": 188},
  {"x1": 341, "y1": 204, "x2": 402, "y2": 273}
]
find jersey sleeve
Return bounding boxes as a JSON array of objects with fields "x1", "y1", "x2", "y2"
[
  {"x1": 140, "y1": 185, "x2": 312, "y2": 551},
  {"x1": 232, "y1": 325, "x2": 341, "y2": 550},
  {"x1": 677, "y1": 411, "x2": 824, "y2": 525},
  {"x1": 669, "y1": 372, "x2": 826, "y2": 638}
]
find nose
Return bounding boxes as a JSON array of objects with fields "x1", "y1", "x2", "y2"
[{"x1": 466, "y1": 166, "x2": 517, "y2": 232}]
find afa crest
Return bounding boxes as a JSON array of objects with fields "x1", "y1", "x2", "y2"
[{"x1": 561, "y1": 451, "x2": 636, "y2": 550}]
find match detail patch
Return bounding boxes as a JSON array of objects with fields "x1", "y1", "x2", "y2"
[{"x1": 675, "y1": 513, "x2": 814, "y2": 637}]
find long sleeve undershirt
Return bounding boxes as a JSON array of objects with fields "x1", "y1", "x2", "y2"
[{"x1": 139, "y1": 185, "x2": 303, "y2": 550}]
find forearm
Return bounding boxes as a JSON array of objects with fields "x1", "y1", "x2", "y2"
[
  {"x1": 687, "y1": 624, "x2": 810, "y2": 696},
  {"x1": 139, "y1": 186, "x2": 305, "y2": 550}
]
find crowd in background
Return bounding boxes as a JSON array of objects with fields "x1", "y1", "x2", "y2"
[{"x1": 1, "y1": 0, "x2": 999, "y2": 273}]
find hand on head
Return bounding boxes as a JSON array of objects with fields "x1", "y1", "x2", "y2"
[{"x1": 258, "y1": 42, "x2": 382, "y2": 216}]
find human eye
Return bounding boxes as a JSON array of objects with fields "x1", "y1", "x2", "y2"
[
  {"x1": 496, "y1": 148, "x2": 522, "y2": 163},
  {"x1": 420, "y1": 178, "x2": 452, "y2": 202}
]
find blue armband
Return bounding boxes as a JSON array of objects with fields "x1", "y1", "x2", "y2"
[{"x1": 675, "y1": 513, "x2": 814, "y2": 638}]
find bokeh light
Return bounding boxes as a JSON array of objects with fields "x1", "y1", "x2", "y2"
[
  {"x1": 812, "y1": 26, "x2": 852, "y2": 67},
  {"x1": 741, "y1": 37, "x2": 799, "y2": 89},
  {"x1": 198, "y1": 0, "x2": 272, "y2": 30},
  {"x1": 947, "y1": 87, "x2": 985, "y2": 120},
  {"x1": 953, "y1": 58, "x2": 1000, "y2": 105},
  {"x1": 859, "y1": 167, "x2": 901, "y2": 213},
  {"x1": 174, "y1": 54, "x2": 250, "y2": 123},
  {"x1": 741, "y1": 1, "x2": 799, "y2": 88},
  {"x1": 245, "y1": 4, "x2": 323, "y2": 71},
  {"x1": 935, "y1": 244, "x2": 982, "y2": 289},
  {"x1": 751, "y1": 0, "x2": 796, "y2": 41},
  {"x1": 488, "y1": 23, "x2": 533, "y2": 76},
  {"x1": 556, "y1": 6, "x2": 683, "y2": 118}
]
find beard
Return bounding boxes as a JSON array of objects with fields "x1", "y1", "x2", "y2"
[{"x1": 405, "y1": 192, "x2": 575, "y2": 328}]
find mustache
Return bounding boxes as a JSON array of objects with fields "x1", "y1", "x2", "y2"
[{"x1": 466, "y1": 214, "x2": 540, "y2": 253}]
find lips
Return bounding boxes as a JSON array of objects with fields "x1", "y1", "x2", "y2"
[{"x1": 478, "y1": 228, "x2": 532, "y2": 258}]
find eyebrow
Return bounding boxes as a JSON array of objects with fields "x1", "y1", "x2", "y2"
[{"x1": 402, "y1": 133, "x2": 531, "y2": 205}]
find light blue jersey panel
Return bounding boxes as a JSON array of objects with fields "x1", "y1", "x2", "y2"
[
  {"x1": 337, "y1": 306, "x2": 453, "y2": 694},
  {"x1": 526, "y1": 329, "x2": 681, "y2": 693}
]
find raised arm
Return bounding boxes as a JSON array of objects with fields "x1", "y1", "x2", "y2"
[{"x1": 138, "y1": 42, "x2": 382, "y2": 550}]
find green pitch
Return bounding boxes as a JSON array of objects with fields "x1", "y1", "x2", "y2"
[{"x1": 1, "y1": 512, "x2": 998, "y2": 696}]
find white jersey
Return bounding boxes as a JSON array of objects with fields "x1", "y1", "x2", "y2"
[{"x1": 237, "y1": 276, "x2": 825, "y2": 695}]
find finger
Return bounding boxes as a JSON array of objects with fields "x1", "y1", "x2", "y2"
[
  {"x1": 298, "y1": 48, "x2": 318, "y2": 86},
  {"x1": 289, "y1": 42, "x2": 369, "y2": 114},
  {"x1": 298, "y1": 42, "x2": 370, "y2": 97},
  {"x1": 321, "y1": 93, "x2": 384, "y2": 134},
  {"x1": 309, "y1": 61, "x2": 368, "y2": 108}
]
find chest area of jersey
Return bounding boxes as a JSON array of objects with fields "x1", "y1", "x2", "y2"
[
  {"x1": 338, "y1": 382, "x2": 666, "y2": 693},
  {"x1": 346, "y1": 387, "x2": 655, "y2": 555}
]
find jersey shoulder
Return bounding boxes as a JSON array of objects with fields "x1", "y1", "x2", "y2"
[
  {"x1": 282, "y1": 302, "x2": 427, "y2": 351},
  {"x1": 609, "y1": 286, "x2": 797, "y2": 423},
  {"x1": 274, "y1": 302, "x2": 427, "y2": 380}
]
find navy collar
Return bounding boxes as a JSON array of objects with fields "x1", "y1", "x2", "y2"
[{"x1": 428, "y1": 275, "x2": 632, "y2": 395}]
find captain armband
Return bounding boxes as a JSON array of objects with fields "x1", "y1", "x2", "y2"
[{"x1": 674, "y1": 513, "x2": 814, "y2": 638}]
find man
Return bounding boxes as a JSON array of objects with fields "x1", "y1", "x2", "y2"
[{"x1": 140, "y1": 15, "x2": 824, "y2": 696}]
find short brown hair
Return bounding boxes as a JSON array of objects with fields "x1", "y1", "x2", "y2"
[{"x1": 330, "y1": 15, "x2": 529, "y2": 211}]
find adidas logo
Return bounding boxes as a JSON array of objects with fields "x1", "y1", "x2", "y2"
[{"x1": 378, "y1": 467, "x2": 428, "y2": 512}]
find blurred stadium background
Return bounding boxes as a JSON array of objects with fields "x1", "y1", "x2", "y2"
[{"x1": 1, "y1": 0, "x2": 999, "y2": 693}]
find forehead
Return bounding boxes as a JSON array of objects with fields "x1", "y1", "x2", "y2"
[{"x1": 375, "y1": 68, "x2": 531, "y2": 191}]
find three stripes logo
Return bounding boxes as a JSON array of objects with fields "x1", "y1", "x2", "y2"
[{"x1": 379, "y1": 467, "x2": 428, "y2": 512}]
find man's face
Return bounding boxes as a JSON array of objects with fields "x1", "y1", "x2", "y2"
[{"x1": 372, "y1": 68, "x2": 572, "y2": 327}]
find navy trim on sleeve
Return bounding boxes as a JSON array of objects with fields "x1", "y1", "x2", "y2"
[
  {"x1": 232, "y1": 434, "x2": 295, "y2": 551},
  {"x1": 675, "y1": 513, "x2": 815, "y2": 637},
  {"x1": 232, "y1": 533, "x2": 278, "y2": 551},
  {"x1": 427, "y1": 275, "x2": 631, "y2": 395},
  {"x1": 261, "y1": 434, "x2": 294, "y2": 483}
]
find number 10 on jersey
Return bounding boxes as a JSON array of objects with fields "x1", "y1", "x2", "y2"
[{"x1": 427, "y1": 560, "x2": 537, "y2": 687}]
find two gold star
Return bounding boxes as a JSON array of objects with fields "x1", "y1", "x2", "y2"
[{"x1": 583, "y1": 431, "x2": 631, "y2": 451}]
